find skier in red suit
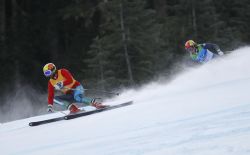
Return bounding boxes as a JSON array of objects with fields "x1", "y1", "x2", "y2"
[{"x1": 43, "y1": 63, "x2": 107, "y2": 113}]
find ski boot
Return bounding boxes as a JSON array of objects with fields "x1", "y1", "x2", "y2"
[
  {"x1": 91, "y1": 101, "x2": 109, "y2": 109},
  {"x1": 68, "y1": 103, "x2": 80, "y2": 114}
]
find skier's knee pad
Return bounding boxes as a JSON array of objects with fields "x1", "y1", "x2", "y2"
[
  {"x1": 73, "y1": 85, "x2": 84, "y2": 102},
  {"x1": 74, "y1": 94, "x2": 83, "y2": 103}
]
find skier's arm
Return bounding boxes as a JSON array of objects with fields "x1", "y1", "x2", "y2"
[{"x1": 48, "y1": 82, "x2": 54, "y2": 105}]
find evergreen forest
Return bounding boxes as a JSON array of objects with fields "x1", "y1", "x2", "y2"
[{"x1": 0, "y1": 0, "x2": 250, "y2": 107}]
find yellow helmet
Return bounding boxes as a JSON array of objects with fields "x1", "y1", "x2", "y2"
[
  {"x1": 43, "y1": 63, "x2": 56, "y2": 77},
  {"x1": 185, "y1": 40, "x2": 196, "y2": 49}
]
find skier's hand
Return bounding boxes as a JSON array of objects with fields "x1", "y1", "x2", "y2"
[
  {"x1": 47, "y1": 105, "x2": 54, "y2": 113},
  {"x1": 54, "y1": 81, "x2": 64, "y2": 90},
  {"x1": 217, "y1": 49, "x2": 224, "y2": 56}
]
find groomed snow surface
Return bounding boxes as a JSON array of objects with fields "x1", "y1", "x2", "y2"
[{"x1": 1, "y1": 47, "x2": 250, "y2": 155}]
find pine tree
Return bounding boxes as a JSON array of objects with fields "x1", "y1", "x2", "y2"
[{"x1": 85, "y1": 0, "x2": 163, "y2": 89}]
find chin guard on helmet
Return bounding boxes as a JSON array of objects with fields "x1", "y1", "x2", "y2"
[{"x1": 185, "y1": 40, "x2": 197, "y2": 54}]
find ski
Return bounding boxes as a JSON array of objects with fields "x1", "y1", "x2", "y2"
[
  {"x1": 29, "y1": 116, "x2": 65, "y2": 126},
  {"x1": 64, "y1": 101, "x2": 133, "y2": 120},
  {"x1": 29, "y1": 101, "x2": 133, "y2": 126}
]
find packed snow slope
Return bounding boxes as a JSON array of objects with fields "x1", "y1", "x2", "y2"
[{"x1": 1, "y1": 47, "x2": 250, "y2": 155}]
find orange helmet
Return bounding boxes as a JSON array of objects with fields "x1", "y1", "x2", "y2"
[{"x1": 43, "y1": 63, "x2": 56, "y2": 77}]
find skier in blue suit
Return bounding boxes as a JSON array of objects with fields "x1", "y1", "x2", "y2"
[{"x1": 185, "y1": 40, "x2": 224, "y2": 63}]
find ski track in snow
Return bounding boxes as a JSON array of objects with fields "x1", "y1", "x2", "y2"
[{"x1": 1, "y1": 47, "x2": 250, "y2": 155}]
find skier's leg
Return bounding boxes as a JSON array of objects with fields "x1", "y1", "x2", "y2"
[
  {"x1": 73, "y1": 85, "x2": 94, "y2": 104},
  {"x1": 73, "y1": 85, "x2": 107, "y2": 109},
  {"x1": 54, "y1": 94, "x2": 79, "y2": 113}
]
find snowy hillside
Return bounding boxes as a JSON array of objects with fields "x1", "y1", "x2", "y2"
[{"x1": 1, "y1": 47, "x2": 250, "y2": 155}]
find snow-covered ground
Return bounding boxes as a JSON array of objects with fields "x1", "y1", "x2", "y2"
[{"x1": 1, "y1": 47, "x2": 250, "y2": 155}]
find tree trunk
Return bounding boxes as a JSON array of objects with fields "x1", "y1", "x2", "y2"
[
  {"x1": 98, "y1": 41, "x2": 105, "y2": 91},
  {"x1": 11, "y1": 0, "x2": 21, "y2": 86},
  {"x1": 153, "y1": 0, "x2": 166, "y2": 17},
  {"x1": 191, "y1": 0, "x2": 198, "y2": 39},
  {"x1": 119, "y1": 1, "x2": 134, "y2": 86},
  {"x1": 99, "y1": 59, "x2": 105, "y2": 90},
  {"x1": 48, "y1": 21, "x2": 59, "y2": 62},
  {"x1": 11, "y1": 0, "x2": 17, "y2": 33},
  {"x1": 0, "y1": 0, "x2": 6, "y2": 48}
]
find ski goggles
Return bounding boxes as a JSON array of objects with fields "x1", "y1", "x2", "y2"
[{"x1": 44, "y1": 70, "x2": 52, "y2": 77}]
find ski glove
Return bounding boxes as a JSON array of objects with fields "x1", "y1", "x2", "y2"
[
  {"x1": 47, "y1": 104, "x2": 54, "y2": 113},
  {"x1": 54, "y1": 81, "x2": 64, "y2": 90},
  {"x1": 217, "y1": 49, "x2": 224, "y2": 56}
]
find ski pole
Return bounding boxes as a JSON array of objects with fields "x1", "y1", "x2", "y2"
[
  {"x1": 63, "y1": 87, "x2": 120, "y2": 96},
  {"x1": 84, "y1": 89, "x2": 120, "y2": 96},
  {"x1": 59, "y1": 111, "x2": 67, "y2": 115},
  {"x1": 54, "y1": 110, "x2": 67, "y2": 115}
]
